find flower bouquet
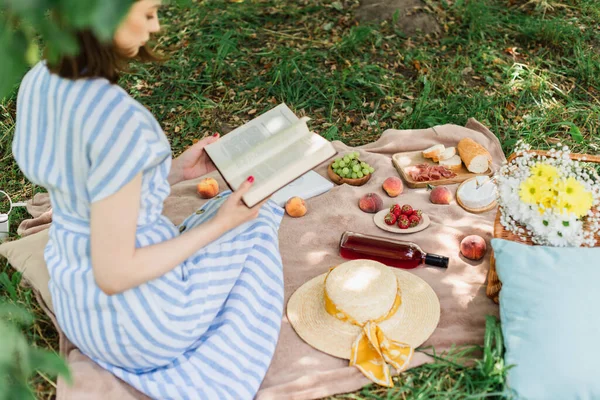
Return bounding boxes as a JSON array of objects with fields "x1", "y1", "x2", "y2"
[{"x1": 496, "y1": 141, "x2": 600, "y2": 247}]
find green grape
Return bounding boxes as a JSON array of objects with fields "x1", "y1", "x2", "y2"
[
  {"x1": 362, "y1": 168, "x2": 369, "y2": 175},
  {"x1": 357, "y1": 171, "x2": 364, "y2": 178},
  {"x1": 347, "y1": 153, "x2": 355, "y2": 160},
  {"x1": 342, "y1": 167, "x2": 350, "y2": 175},
  {"x1": 343, "y1": 156, "x2": 350, "y2": 163},
  {"x1": 351, "y1": 159, "x2": 358, "y2": 166},
  {"x1": 352, "y1": 165, "x2": 360, "y2": 173},
  {"x1": 334, "y1": 158, "x2": 341, "y2": 164},
  {"x1": 332, "y1": 162, "x2": 339, "y2": 169},
  {"x1": 360, "y1": 162, "x2": 367, "y2": 168},
  {"x1": 354, "y1": 151, "x2": 360, "y2": 158},
  {"x1": 369, "y1": 167, "x2": 375, "y2": 173},
  {"x1": 335, "y1": 168, "x2": 342, "y2": 176},
  {"x1": 351, "y1": 172, "x2": 358, "y2": 179},
  {"x1": 338, "y1": 160, "x2": 346, "y2": 168}
]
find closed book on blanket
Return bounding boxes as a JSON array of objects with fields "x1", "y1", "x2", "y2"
[
  {"x1": 270, "y1": 170, "x2": 334, "y2": 207},
  {"x1": 204, "y1": 103, "x2": 337, "y2": 207}
]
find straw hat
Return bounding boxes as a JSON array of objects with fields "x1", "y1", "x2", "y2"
[{"x1": 287, "y1": 259, "x2": 440, "y2": 385}]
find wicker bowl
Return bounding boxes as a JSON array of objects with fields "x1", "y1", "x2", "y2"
[
  {"x1": 486, "y1": 151, "x2": 600, "y2": 304},
  {"x1": 327, "y1": 162, "x2": 372, "y2": 186}
]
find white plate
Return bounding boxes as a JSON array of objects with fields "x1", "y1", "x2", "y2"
[{"x1": 373, "y1": 209, "x2": 431, "y2": 234}]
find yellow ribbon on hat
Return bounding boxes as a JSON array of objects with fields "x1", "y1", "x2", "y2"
[{"x1": 324, "y1": 268, "x2": 414, "y2": 387}]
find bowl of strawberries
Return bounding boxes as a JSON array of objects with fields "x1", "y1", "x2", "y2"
[{"x1": 373, "y1": 203, "x2": 431, "y2": 234}]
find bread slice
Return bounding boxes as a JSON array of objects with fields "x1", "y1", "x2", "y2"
[
  {"x1": 432, "y1": 146, "x2": 456, "y2": 162},
  {"x1": 422, "y1": 144, "x2": 445, "y2": 159},
  {"x1": 438, "y1": 155, "x2": 463, "y2": 172}
]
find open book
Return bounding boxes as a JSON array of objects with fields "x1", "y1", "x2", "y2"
[{"x1": 204, "y1": 104, "x2": 337, "y2": 207}]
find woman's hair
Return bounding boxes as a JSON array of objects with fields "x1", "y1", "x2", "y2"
[{"x1": 47, "y1": 30, "x2": 159, "y2": 84}]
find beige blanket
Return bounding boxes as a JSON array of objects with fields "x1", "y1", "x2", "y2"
[{"x1": 4, "y1": 119, "x2": 503, "y2": 400}]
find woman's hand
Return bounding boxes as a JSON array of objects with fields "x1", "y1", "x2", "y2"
[
  {"x1": 168, "y1": 133, "x2": 220, "y2": 185},
  {"x1": 214, "y1": 176, "x2": 270, "y2": 232}
]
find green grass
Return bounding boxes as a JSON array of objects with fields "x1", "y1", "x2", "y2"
[{"x1": 1, "y1": 0, "x2": 599, "y2": 397}]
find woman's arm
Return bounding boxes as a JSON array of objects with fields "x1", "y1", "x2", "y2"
[{"x1": 90, "y1": 173, "x2": 263, "y2": 295}]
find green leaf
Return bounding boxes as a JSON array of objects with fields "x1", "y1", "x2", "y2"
[
  {"x1": 0, "y1": 323, "x2": 18, "y2": 366},
  {"x1": 0, "y1": 272, "x2": 18, "y2": 301},
  {"x1": 37, "y1": 18, "x2": 79, "y2": 60},
  {"x1": 0, "y1": 27, "x2": 29, "y2": 100},
  {"x1": 28, "y1": 347, "x2": 72, "y2": 384},
  {"x1": 551, "y1": 121, "x2": 584, "y2": 143},
  {"x1": 88, "y1": 0, "x2": 135, "y2": 42},
  {"x1": 0, "y1": 303, "x2": 34, "y2": 326}
]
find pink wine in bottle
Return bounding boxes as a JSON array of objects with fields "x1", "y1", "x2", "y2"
[{"x1": 338, "y1": 231, "x2": 449, "y2": 269}]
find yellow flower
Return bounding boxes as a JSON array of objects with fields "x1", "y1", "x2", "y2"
[
  {"x1": 519, "y1": 177, "x2": 540, "y2": 205},
  {"x1": 530, "y1": 163, "x2": 559, "y2": 185},
  {"x1": 557, "y1": 177, "x2": 593, "y2": 218},
  {"x1": 520, "y1": 175, "x2": 560, "y2": 213}
]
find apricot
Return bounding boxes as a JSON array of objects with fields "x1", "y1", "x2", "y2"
[
  {"x1": 197, "y1": 177, "x2": 219, "y2": 199},
  {"x1": 382, "y1": 177, "x2": 403, "y2": 197},
  {"x1": 358, "y1": 193, "x2": 383, "y2": 213},
  {"x1": 285, "y1": 197, "x2": 307, "y2": 218}
]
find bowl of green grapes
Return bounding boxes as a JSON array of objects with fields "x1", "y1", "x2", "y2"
[{"x1": 327, "y1": 152, "x2": 375, "y2": 186}]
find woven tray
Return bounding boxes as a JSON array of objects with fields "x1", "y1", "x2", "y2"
[{"x1": 487, "y1": 150, "x2": 600, "y2": 304}]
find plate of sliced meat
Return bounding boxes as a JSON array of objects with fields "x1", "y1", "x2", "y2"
[
  {"x1": 392, "y1": 143, "x2": 494, "y2": 188},
  {"x1": 405, "y1": 163, "x2": 457, "y2": 182}
]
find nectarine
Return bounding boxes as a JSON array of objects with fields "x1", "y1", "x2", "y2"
[
  {"x1": 197, "y1": 178, "x2": 219, "y2": 199},
  {"x1": 285, "y1": 197, "x2": 307, "y2": 218},
  {"x1": 429, "y1": 186, "x2": 453, "y2": 204},
  {"x1": 460, "y1": 235, "x2": 487, "y2": 260},
  {"x1": 358, "y1": 193, "x2": 383, "y2": 213},
  {"x1": 382, "y1": 177, "x2": 403, "y2": 197}
]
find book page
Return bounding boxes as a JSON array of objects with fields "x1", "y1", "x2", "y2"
[
  {"x1": 224, "y1": 118, "x2": 311, "y2": 186},
  {"x1": 204, "y1": 103, "x2": 337, "y2": 207},
  {"x1": 204, "y1": 104, "x2": 300, "y2": 176},
  {"x1": 241, "y1": 133, "x2": 337, "y2": 207}
]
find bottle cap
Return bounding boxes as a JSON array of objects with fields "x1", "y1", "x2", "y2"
[{"x1": 425, "y1": 254, "x2": 449, "y2": 268}]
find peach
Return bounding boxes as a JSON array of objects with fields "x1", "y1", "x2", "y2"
[
  {"x1": 197, "y1": 177, "x2": 219, "y2": 199},
  {"x1": 285, "y1": 197, "x2": 307, "y2": 218},
  {"x1": 382, "y1": 177, "x2": 403, "y2": 197},
  {"x1": 460, "y1": 235, "x2": 487, "y2": 261},
  {"x1": 429, "y1": 186, "x2": 453, "y2": 205},
  {"x1": 358, "y1": 193, "x2": 383, "y2": 213}
]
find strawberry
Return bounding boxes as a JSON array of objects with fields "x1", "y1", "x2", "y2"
[
  {"x1": 397, "y1": 214, "x2": 410, "y2": 229},
  {"x1": 401, "y1": 204, "x2": 413, "y2": 216},
  {"x1": 389, "y1": 204, "x2": 402, "y2": 217},
  {"x1": 409, "y1": 214, "x2": 421, "y2": 228},
  {"x1": 413, "y1": 209, "x2": 423, "y2": 218},
  {"x1": 384, "y1": 213, "x2": 397, "y2": 226}
]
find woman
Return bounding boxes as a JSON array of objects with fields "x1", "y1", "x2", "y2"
[{"x1": 12, "y1": 1, "x2": 285, "y2": 398}]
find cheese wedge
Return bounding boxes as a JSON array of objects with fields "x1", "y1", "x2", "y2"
[
  {"x1": 432, "y1": 146, "x2": 456, "y2": 162},
  {"x1": 457, "y1": 176, "x2": 498, "y2": 210},
  {"x1": 423, "y1": 144, "x2": 445, "y2": 159},
  {"x1": 438, "y1": 155, "x2": 462, "y2": 171}
]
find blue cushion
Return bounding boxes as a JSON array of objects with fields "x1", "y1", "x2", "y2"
[{"x1": 492, "y1": 239, "x2": 600, "y2": 400}]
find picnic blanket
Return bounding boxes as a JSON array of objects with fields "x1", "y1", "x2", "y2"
[{"x1": 1, "y1": 119, "x2": 504, "y2": 400}]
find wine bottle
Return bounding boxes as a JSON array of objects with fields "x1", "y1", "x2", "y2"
[{"x1": 338, "y1": 231, "x2": 449, "y2": 269}]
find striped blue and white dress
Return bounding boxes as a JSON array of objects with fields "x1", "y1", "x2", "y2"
[{"x1": 12, "y1": 62, "x2": 285, "y2": 399}]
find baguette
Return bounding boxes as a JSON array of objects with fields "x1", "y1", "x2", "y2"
[
  {"x1": 438, "y1": 155, "x2": 463, "y2": 171},
  {"x1": 432, "y1": 146, "x2": 456, "y2": 162},
  {"x1": 457, "y1": 138, "x2": 492, "y2": 173},
  {"x1": 423, "y1": 144, "x2": 445, "y2": 159}
]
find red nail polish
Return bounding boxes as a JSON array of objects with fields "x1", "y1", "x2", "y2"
[
  {"x1": 213, "y1": 133, "x2": 219, "y2": 138},
  {"x1": 247, "y1": 176, "x2": 254, "y2": 183}
]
